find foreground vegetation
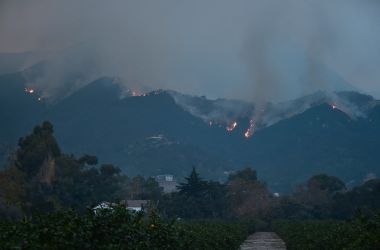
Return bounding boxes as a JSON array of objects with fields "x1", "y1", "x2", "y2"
[
  {"x1": 0, "y1": 206, "x2": 254, "y2": 250},
  {"x1": 274, "y1": 214, "x2": 380, "y2": 250},
  {"x1": 1, "y1": 121, "x2": 380, "y2": 248}
]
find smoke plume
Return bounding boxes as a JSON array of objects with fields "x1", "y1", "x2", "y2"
[{"x1": 0, "y1": 0, "x2": 379, "y2": 102}]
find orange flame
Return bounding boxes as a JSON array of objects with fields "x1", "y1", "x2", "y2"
[
  {"x1": 226, "y1": 121, "x2": 238, "y2": 132},
  {"x1": 24, "y1": 88, "x2": 35, "y2": 94},
  {"x1": 244, "y1": 120, "x2": 255, "y2": 138},
  {"x1": 131, "y1": 90, "x2": 148, "y2": 97}
]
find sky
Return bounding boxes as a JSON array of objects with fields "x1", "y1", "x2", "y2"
[{"x1": 0, "y1": 0, "x2": 380, "y2": 102}]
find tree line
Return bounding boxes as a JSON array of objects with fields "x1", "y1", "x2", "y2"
[
  {"x1": 0, "y1": 121, "x2": 379, "y2": 222},
  {"x1": 0, "y1": 121, "x2": 162, "y2": 218}
]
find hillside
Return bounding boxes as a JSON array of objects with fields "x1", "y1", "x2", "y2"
[{"x1": 1, "y1": 72, "x2": 380, "y2": 191}]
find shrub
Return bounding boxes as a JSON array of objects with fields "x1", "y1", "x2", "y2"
[
  {"x1": 273, "y1": 214, "x2": 380, "y2": 250},
  {"x1": 177, "y1": 220, "x2": 254, "y2": 250},
  {"x1": 0, "y1": 206, "x2": 255, "y2": 249}
]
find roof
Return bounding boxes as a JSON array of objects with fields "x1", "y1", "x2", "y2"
[{"x1": 126, "y1": 200, "x2": 149, "y2": 208}]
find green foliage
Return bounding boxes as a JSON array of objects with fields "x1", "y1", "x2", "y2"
[
  {"x1": 306, "y1": 174, "x2": 346, "y2": 195},
  {"x1": 160, "y1": 168, "x2": 230, "y2": 219},
  {"x1": 273, "y1": 214, "x2": 380, "y2": 250},
  {"x1": 272, "y1": 174, "x2": 380, "y2": 220},
  {"x1": 0, "y1": 122, "x2": 165, "y2": 216},
  {"x1": 16, "y1": 121, "x2": 61, "y2": 176},
  {"x1": 228, "y1": 168, "x2": 257, "y2": 182},
  {"x1": 227, "y1": 168, "x2": 271, "y2": 218},
  {"x1": 177, "y1": 220, "x2": 254, "y2": 250},
  {"x1": 77, "y1": 154, "x2": 98, "y2": 165},
  {"x1": 332, "y1": 179, "x2": 380, "y2": 219},
  {"x1": 177, "y1": 167, "x2": 206, "y2": 197},
  {"x1": 0, "y1": 206, "x2": 254, "y2": 249}
]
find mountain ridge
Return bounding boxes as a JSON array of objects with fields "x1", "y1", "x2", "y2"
[{"x1": 1, "y1": 72, "x2": 379, "y2": 191}]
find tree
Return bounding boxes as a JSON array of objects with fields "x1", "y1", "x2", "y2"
[
  {"x1": 294, "y1": 174, "x2": 346, "y2": 219},
  {"x1": 0, "y1": 122, "x2": 133, "y2": 215},
  {"x1": 140, "y1": 177, "x2": 163, "y2": 200},
  {"x1": 15, "y1": 121, "x2": 61, "y2": 177},
  {"x1": 307, "y1": 174, "x2": 346, "y2": 194},
  {"x1": 100, "y1": 164, "x2": 120, "y2": 176},
  {"x1": 332, "y1": 178, "x2": 380, "y2": 219},
  {"x1": 0, "y1": 166, "x2": 25, "y2": 205},
  {"x1": 228, "y1": 168, "x2": 257, "y2": 182},
  {"x1": 296, "y1": 174, "x2": 346, "y2": 205},
  {"x1": 78, "y1": 154, "x2": 98, "y2": 166},
  {"x1": 178, "y1": 167, "x2": 206, "y2": 197},
  {"x1": 161, "y1": 168, "x2": 229, "y2": 219},
  {"x1": 227, "y1": 168, "x2": 271, "y2": 218}
]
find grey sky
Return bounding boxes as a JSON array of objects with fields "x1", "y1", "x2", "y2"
[{"x1": 0, "y1": 0, "x2": 379, "y2": 102}]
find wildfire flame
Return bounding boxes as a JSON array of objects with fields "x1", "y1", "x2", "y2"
[
  {"x1": 244, "y1": 120, "x2": 255, "y2": 138},
  {"x1": 131, "y1": 90, "x2": 148, "y2": 97},
  {"x1": 24, "y1": 87, "x2": 44, "y2": 102},
  {"x1": 24, "y1": 88, "x2": 35, "y2": 94},
  {"x1": 226, "y1": 121, "x2": 238, "y2": 132},
  {"x1": 331, "y1": 104, "x2": 337, "y2": 109}
]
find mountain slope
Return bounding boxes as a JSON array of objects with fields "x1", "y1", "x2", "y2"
[
  {"x1": 1, "y1": 73, "x2": 380, "y2": 191},
  {"x1": 243, "y1": 103, "x2": 380, "y2": 190}
]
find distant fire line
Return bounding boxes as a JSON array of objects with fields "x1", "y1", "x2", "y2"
[
  {"x1": 24, "y1": 87, "x2": 35, "y2": 94},
  {"x1": 226, "y1": 121, "x2": 238, "y2": 132},
  {"x1": 244, "y1": 120, "x2": 255, "y2": 138}
]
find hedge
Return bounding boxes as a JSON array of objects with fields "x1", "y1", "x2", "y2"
[{"x1": 0, "y1": 206, "x2": 254, "y2": 250}]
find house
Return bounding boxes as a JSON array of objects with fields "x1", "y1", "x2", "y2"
[
  {"x1": 93, "y1": 200, "x2": 150, "y2": 213},
  {"x1": 155, "y1": 174, "x2": 178, "y2": 193},
  {"x1": 124, "y1": 200, "x2": 150, "y2": 212},
  {"x1": 92, "y1": 201, "x2": 117, "y2": 214}
]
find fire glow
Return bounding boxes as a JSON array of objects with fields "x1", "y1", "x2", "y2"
[
  {"x1": 131, "y1": 90, "x2": 148, "y2": 97},
  {"x1": 226, "y1": 121, "x2": 238, "y2": 132},
  {"x1": 244, "y1": 120, "x2": 255, "y2": 138},
  {"x1": 24, "y1": 87, "x2": 43, "y2": 102},
  {"x1": 24, "y1": 88, "x2": 35, "y2": 94}
]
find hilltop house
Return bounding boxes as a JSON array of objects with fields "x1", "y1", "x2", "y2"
[{"x1": 155, "y1": 174, "x2": 178, "y2": 193}]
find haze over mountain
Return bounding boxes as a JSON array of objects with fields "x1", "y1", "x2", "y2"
[{"x1": 1, "y1": 1, "x2": 380, "y2": 101}]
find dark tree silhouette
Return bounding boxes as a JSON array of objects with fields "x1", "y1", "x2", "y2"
[
  {"x1": 178, "y1": 167, "x2": 206, "y2": 197},
  {"x1": 15, "y1": 121, "x2": 60, "y2": 176}
]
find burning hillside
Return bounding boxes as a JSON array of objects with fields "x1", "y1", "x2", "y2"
[
  {"x1": 170, "y1": 90, "x2": 378, "y2": 139},
  {"x1": 16, "y1": 77, "x2": 380, "y2": 140},
  {"x1": 226, "y1": 121, "x2": 238, "y2": 132},
  {"x1": 24, "y1": 87, "x2": 35, "y2": 94},
  {"x1": 244, "y1": 120, "x2": 255, "y2": 138},
  {"x1": 24, "y1": 87, "x2": 43, "y2": 102}
]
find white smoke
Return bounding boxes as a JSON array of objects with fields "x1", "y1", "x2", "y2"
[{"x1": 0, "y1": 0, "x2": 379, "y2": 101}]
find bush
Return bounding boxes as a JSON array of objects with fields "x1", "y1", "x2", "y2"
[
  {"x1": 273, "y1": 214, "x2": 380, "y2": 250},
  {"x1": 177, "y1": 220, "x2": 254, "y2": 250},
  {"x1": 0, "y1": 206, "x2": 255, "y2": 249}
]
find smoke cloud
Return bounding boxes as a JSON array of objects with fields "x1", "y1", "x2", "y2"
[
  {"x1": 0, "y1": 0, "x2": 379, "y2": 102},
  {"x1": 241, "y1": 0, "x2": 380, "y2": 103}
]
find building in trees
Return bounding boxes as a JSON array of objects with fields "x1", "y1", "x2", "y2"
[{"x1": 155, "y1": 174, "x2": 178, "y2": 193}]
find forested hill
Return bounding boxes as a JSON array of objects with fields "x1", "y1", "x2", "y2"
[{"x1": 1, "y1": 71, "x2": 380, "y2": 191}]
